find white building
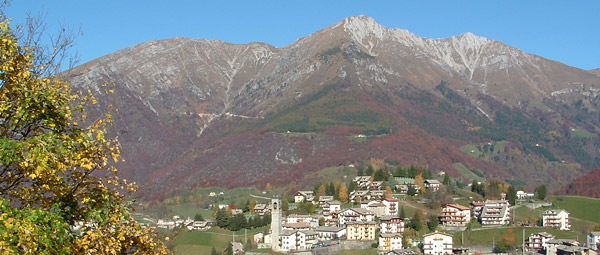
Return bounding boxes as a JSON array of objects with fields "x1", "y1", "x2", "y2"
[
  {"x1": 542, "y1": 209, "x2": 571, "y2": 230},
  {"x1": 383, "y1": 198, "x2": 399, "y2": 216},
  {"x1": 588, "y1": 232, "x2": 600, "y2": 250},
  {"x1": 318, "y1": 196, "x2": 334, "y2": 206},
  {"x1": 480, "y1": 200, "x2": 510, "y2": 225},
  {"x1": 516, "y1": 190, "x2": 535, "y2": 200},
  {"x1": 526, "y1": 232, "x2": 555, "y2": 252},
  {"x1": 338, "y1": 208, "x2": 375, "y2": 226},
  {"x1": 379, "y1": 233, "x2": 403, "y2": 251},
  {"x1": 294, "y1": 191, "x2": 314, "y2": 203},
  {"x1": 440, "y1": 204, "x2": 471, "y2": 227},
  {"x1": 380, "y1": 215, "x2": 404, "y2": 234},
  {"x1": 323, "y1": 201, "x2": 342, "y2": 215},
  {"x1": 423, "y1": 231, "x2": 453, "y2": 255},
  {"x1": 424, "y1": 179, "x2": 442, "y2": 192},
  {"x1": 279, "y1": 230, "x2": 307, "y2": 251},
  {"x1": 315, "y1": 226, "x2": 346, "y2": 240}
]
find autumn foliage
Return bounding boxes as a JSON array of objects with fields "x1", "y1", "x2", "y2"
[{"x1": 0, "y1": 17, "x2": 167, "y2": 254}]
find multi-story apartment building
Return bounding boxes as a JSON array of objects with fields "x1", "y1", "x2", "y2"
[
  {"x1": 542, "y1": 209, "x2": 570, "y2": 230},
  {"x1": 346, "y1": 221, "x2": 377, "y2": 241},
  {"x1": 379, "y1": 233, "x2": 403, "y2": 251},
  {"x1": 338, "y1": 208, "x2": 375, "y2": 226},
  {"x1": 423, "y1": 231, "x2": 453, "y2": 255},
  {"x1": 383, "y1": 197, "x2": 399, "y2": 216},
  {"x1": 380, "y1": 215, "x2": 405, "y2": 234},
  {"x1": 526, "y1": 232, "x2": 555, "y2": 252},
  {"x1": 440, "y1": 204, "x2": 471, "y2": 227},
  {"x1": 480, "y1": 200, "x2": 510, "y2": 225}
]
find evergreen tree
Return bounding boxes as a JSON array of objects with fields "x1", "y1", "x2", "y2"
[
  {"x1": 313, "y1": 182, "x2": 322, "y2": 195},
  {"x1": 211, "y1": 246, "x2": 217, "y2": 255},
  {"x1": 535, "y1": 185, "x2": 547, "y2": 200},
  {"x1": 366, "y1": 165, "x2": 375, "y2": 176},
  {"x1": 194, "y1": 213, "x2": 205, "y2": 221},
  {"x1": 412, "y1": 210, "x2": 423, "y2": 231},
  {"x1": 423, "y1": 169, "x2": 432, "y2": 179},
  {"x1": 357, "y1": 168, "x2": 364, "y2": 176},
  {"x1": 443, "y1": 174, "x2": 451, "y2": 185},
  {"x1": 348, "y1": 181, "x2": 358, "y2": 194},
  {"x1": 216, "y1": 208, "x2": 230, "y2": 228},
  {"x1": 407, "y1": 185, "x2": 417, "y2": 197},
  {"x1": 456, "y1": 180, "x2": 463, "y2": 189},
  {"x1": 408, "y1": 165, "x2": 418, "y2": 178},
  {"x1": 506, "y1": 186, "x2": 517, "y2": 206},
  {"x1": 373, "y1": 168, "x2": 390, "y2": 181},
  {"x1": 326, "y1": 182, "x2": 335, "y2": 196},
  {"x1": 427, "y1": 214, "x2": 439, "y2": 231}
]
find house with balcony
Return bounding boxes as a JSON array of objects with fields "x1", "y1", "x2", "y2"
[
  {"x1": 470, "y1": 201, "x2": 485, "y2": 220},
  {"x1": 383, "y1": 197, "x2": 399, "y2": 216},
  {"x1": 254, "y1": 203, "x2": 269, "y2": 215},
  {"x1": 480, "y1": 200, "x2": 510, "y2": 225},
  {"x1": 318, "y1": 196, "x2": 334, "y2": 206},
  {"x1": 379, "y1": 233, "x2": 403, "y2": 251},
  {"x1": 367, "y1": 201, "x2": 387, "y2": 217},
  {"x1": 339, "y1": 208, "x2": 375, "y2": 226},
  {"x1": 315, "y1": 226, "x2": 346, "y2": 241},
  {"x1": 380, "y1": 215, "x2": 404, "y2": 234},
  {"x1": 423, "y1": 231, "x2": 453, "y2": 255},
  {"x1": 294, "y1": 191, "x2": 314, "y2": 203},
  {"x1": 279, "y1": 230, "x2": 307, "y2": 252},
  {"x1": 346, "y1": 221, "x2": 377, "y2": 241},
  {"x1": 526, "y1": 232, "x2": 555, "y2": 252},
  {"x1": 323, "y1": 201, "x2": 342, "y2": 216},
  {"x1": 542, "y1": 209, "x2": 571, "y2": 230},
  {"x1": 424, "y1": 179, "x2": 442, "y2": 192},
  {"x1": 440, "y1": 204, "x2": 471, "y2": 227}
]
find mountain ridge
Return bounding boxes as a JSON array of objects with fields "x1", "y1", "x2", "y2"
[{"x1": 63, "y1": 15, "x2": 600, "y2": 200}]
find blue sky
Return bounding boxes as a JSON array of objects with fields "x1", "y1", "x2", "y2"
[{"x1": 5, "y1": 1, "x2": 600, "y2": 70}]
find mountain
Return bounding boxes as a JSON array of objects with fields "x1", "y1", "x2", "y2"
[
  {"x1": 63, "y1": 15, "x2": 600, "y2": 200},
  {"x1": 557, "y1": 167, "x2": 600, "y2": 198}
]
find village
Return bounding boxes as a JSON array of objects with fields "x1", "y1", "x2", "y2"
[{"x1": 148, "y1": 164, "x2": 600, "y2": 255}]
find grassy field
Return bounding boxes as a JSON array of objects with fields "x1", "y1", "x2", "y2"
[
  {"x1": 452, "y1": 163, "x2": 486, "y2": 183},
  {"x1": 336, "y1": 249, "x2": 378, "y2": 255},
  {"x1": 171, "y1": 203, "x2": 211, "y2": 219},
  {"x1": 302, "y1": 166, "x2": 358, "y2": 186},
  {"x1": 347, "y1": 135, "x2": 369, "y2": 143},
  {"x1": 460, "y1": 144, "x2": 483, "y2": 158},
  {"x1": 571, "y1": 128, "x2": 597, "y2": 138},
  {"x1": 455, "y1": 226, "x2": 585, "y2": 247},
  {"x1": 550, "y1": 196, "x2": 600, "y2": 223}
]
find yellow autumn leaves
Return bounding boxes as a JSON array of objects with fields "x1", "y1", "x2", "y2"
[{"x1": 0, "y1": 16, "x2": 168, "y2": 254}]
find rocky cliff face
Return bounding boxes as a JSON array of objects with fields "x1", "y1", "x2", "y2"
[{"x1": 64, "y1": 15, "x2": 600, "y2": 199}]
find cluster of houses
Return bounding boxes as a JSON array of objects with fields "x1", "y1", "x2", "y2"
[
  {"x1": 525, "y1": 232, "x2": 599, "y2": 255},
  {"x1": 253, "y1": 194, "x2": 411, "y2": 253},
  {"x1": 156, "y1": 216, "x2": 210, "y2": 231},
  {"x1": 440, "y1": 199, "x2": 571, "y2": 231}
]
